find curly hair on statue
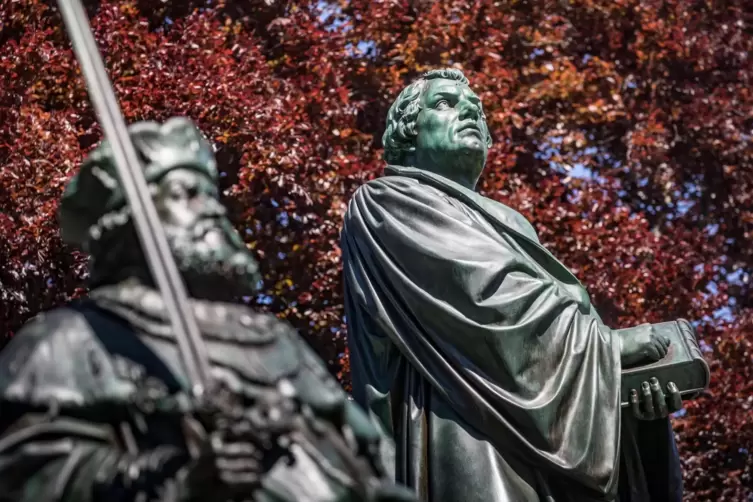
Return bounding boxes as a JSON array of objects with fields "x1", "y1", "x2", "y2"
[{"x1": 382, "y1": 68, "x2": 493, "y2": 165}]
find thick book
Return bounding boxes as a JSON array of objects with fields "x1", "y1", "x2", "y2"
[{"x1": 619, "y1": 319, "x2": 710, "y2": 408}]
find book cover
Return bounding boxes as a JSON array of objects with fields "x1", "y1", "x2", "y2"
[{"x1": 619, "y1": 319, "x2": 710, "y2": 408}]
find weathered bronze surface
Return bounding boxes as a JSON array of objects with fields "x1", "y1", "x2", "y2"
[
  {"x1": 341, "y1": 68, "x2": 688, "y2": 502},
  {"x1": 0, "y1": 118, "x2": 415, "y2": 502}
]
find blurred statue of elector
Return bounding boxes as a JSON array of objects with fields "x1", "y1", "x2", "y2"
[{"x1": 0, "y1": 118, "x2": 417, "y2": 502}]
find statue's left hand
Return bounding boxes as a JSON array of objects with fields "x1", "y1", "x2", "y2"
[{"x1": 629, "y1": 378, "x2": 683, "y2": 420}]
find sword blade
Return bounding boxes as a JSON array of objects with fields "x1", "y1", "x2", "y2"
[{"x1": 57, "y1": 0, "x2": 211, "y2": 396}]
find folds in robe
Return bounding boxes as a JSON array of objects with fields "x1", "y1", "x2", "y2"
[{"x1": 340, "y1": 165, "x2": 682, "y2": 502}]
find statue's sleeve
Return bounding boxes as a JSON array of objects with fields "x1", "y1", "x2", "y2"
[
  {"x1": 341, "y1": 176, "x2": 622, "y2": 496},
  {"x1": 0, "y1": 314, "x2": 188, "y2": 502}
]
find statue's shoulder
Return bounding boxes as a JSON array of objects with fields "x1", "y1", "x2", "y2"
[
  {"x1": 352, "y1": 175, "x2": 445, "y2": 207},
  {"x1": 359, "y1": 174, "x2": 421, "y2": 192},
  {"x1": 355, "y1": 174, "x2": 468, "y2": 217},
  {"x1": 193, "y1": 302, "x2": 313, "y2": 384},
  {"x1": 218, "y1": 304, "x2": 322, "y2": 371},
  {"x1": 198, "y1": 301, "x2": 352, "y2": 414},
  {"x1": 228, "y1": 305, "x2": 388, "y2": 447},
  {"x1": 0, "y1": 305, "x2": 128, "y2": 407},
  {"x1": 0, "y1": 306, "x2": 96, "y2": 367}
]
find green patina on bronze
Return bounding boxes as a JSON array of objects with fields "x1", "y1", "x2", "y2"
[
  {"x1": 0, "y1": 117, "x2": 416, "y2": 502},
  {"x1": 342, "y1": 69, "x2": 688, "y2": 502},
  {"x1": 383, "y1": 68, "x2": 492, "y2": 190}
]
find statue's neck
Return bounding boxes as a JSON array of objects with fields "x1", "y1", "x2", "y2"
[
  {"x1": 393, "y1": 161, "x2": 480, "y2": 191},
  {"x1": 443, "y1": 171, "x2": 479, "y2": 191}
]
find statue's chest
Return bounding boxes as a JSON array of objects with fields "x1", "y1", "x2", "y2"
[
  {"x1": 86, "y1": 297, "x2": 304, "y2": 393},
  {"x1": 139, "y1": 325, "x2": 303, "y2": 393},
  {"x1": 82, "y1": 303, "x2": 308, "y2": 450}
]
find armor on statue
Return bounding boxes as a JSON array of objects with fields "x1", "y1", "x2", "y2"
[{"x1": 0, "y1": 118, "x2": 413, "y2": 502}]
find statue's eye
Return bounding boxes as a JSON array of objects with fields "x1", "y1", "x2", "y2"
[
  {"x1": 167, "y1": 182, "x2": 198, "y2": 200},
  {"x1": 435, "y1": 100, "x2": 450, "y2": 110},
  {"x1": 167, "y1": 183, "x2": 187, "y2": 200}
]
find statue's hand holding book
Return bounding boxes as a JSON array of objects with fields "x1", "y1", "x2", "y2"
[{"x1": 618, "y1": 319, "x2": 711, "y2": 417}]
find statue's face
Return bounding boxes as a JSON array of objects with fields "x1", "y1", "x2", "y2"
[
  {"x1": 154, "y1": 168, "x2": 259, "y2": 300},
  {"x1": 413, "y1": 78, "x2": 489, "y2": 186}
]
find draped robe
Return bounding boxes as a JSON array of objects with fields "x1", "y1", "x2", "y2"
[{"x1": 340, "y1": 165, "x2": 683, "y2": 502}]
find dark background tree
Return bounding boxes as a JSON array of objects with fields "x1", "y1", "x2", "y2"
[{"x1": 0, "y1": 0, "x2": 750, "y2": 499}]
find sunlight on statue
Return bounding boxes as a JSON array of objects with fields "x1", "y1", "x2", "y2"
[{"x1": 341, "y1": 69, "x2": 704, "y2": 502}]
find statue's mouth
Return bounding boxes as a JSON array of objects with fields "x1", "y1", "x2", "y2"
[
  {"x1": 457, "y1": 121, "x2": 482, "y2": 138},
  {"x1": 193, "y1": 218, "x2": 222, "y2": 239}
]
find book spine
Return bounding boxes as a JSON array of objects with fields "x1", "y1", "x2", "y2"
[{"x1": 675, "y1": 318, "x2": 711, "y2": 389}]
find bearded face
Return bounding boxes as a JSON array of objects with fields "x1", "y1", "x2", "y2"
[{"x1": 154, "y1": 168, "x2": 260, "y2": 301}]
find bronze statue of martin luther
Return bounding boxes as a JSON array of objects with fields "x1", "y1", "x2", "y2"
[{"x1": 341, "y1": 68, "x2": 686, "y2": 502}]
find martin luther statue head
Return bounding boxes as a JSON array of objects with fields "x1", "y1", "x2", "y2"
[
  {"x1": 382, "y1": 68, "x2": 493, "y2": 189},
  {"x1": 58, "y1": 117, "x2": 261, "y2": 301}
]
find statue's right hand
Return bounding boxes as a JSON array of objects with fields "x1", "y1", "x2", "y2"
[{"x1": 618, "y1": 324, "x2": 670, "y2": 367}]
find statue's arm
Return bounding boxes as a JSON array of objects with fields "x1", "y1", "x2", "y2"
[{"x1": 0, "y1": 317, "x2": 191, "y2": 502}]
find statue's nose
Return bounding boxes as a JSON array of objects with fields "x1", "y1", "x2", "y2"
[
  {"x1": 199, "y1": 195, "x2": 227, "y2": 216},
  {"x1": 458, "y1": 99, "x2": 481, "y2": 121}
]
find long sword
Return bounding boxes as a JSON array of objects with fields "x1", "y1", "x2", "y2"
[{"x1": 57, "y1": 1, "x2": 211, "y2": 399}]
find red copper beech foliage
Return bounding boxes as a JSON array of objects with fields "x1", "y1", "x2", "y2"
[{"x1": 0, "y1": 1, "x2": 751, "y2": 499}]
